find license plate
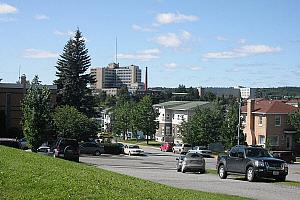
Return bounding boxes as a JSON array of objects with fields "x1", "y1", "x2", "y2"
[{"x1": 273, "y1": 171, "x2": 279, "y2": 175}]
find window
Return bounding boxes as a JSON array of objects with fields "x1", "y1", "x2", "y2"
[
  {"x1": 258, "y1": 135, "x2": 265, "y2": 145},
  {"x1": 268, "y1": 135, "x2": 279, "y2": 146},
  {"x1": 229, "y1": 148, "x2": 238, "y2": 157},
  {"x1": 275, "y1": 115, "x2": 281, "y2": 127},
  {"x1": 259, "y1": 115, "x2": 263, "y2": 126}
]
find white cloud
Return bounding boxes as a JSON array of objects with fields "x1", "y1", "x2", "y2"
[
  {"x1": 53, "y1": 30, "x2": 75, "y2": 37},
  {"x1": 132, "y1": 24, "x2": 156, "y2": 32},
  {"x1": 23, "y1": 49, "x2": 58, "y2": 59},
  {"x1": 238, "y1": 38, "x2": 247, "y2": 44},
  {"x1": 216, "y1": 36, "x2": 228, "y2": 41},
  {"x1": 118, "y1": 48, "x2": 160, "y2": 61},
  {"x1": 164, "y1": 62, "x2": 178, "y2": 70},
  {"x1": 189, "y1": 66, "x2": 203, "y2": 71},
  {"x1": 35, "y1": 14, "x2": 49, "y2": 20},
  {"x1": 203, "y1": 44, "x2": 281, "y2": 59},
  {"x1": 0, "y1": 3, "x2": 17, "y2": 14},
  {"x1": 181, "y1": 30, "x2": 191, "y2": 40},
  {"x1": 154, "y1": 31, "x2": 192, "y2": 48},
  {"x1": 154, "y1": 33, "x2": 181, "y2": 48},
  {"x1": 156, "y1": 12, "x2": 199, "y2": 24}
]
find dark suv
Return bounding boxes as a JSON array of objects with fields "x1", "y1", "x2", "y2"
[
  {"x1": 52, "y1": 138, "x2": 80, "y2": 162},
  {"x1": 217, "y1": 145, "x2": 288, "y2": 181}
]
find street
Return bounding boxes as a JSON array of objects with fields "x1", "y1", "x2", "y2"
[{"x1": 80, "y1": 146, "x2": 300, "y2": 200}]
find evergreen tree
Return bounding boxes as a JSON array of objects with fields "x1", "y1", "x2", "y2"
[
  {"x1": 22, "y1": 76, "x2": 52, "y2": 151},
  {"x1": 55, "y1": 29, "x2": 95, "y2": 117}
]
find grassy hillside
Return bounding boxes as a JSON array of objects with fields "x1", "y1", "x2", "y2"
[{"x1": 0, "y1": 146, "x2": 249, "y2": 200}]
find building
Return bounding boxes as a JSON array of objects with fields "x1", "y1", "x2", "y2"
[
  {"x1": 197, "y1": 86, "x2": 257, "y2": 99},
  {"x1": 153, "y1": 101, "x2": 210, "y2": 143},
  {"x1": 0, "y1": 75, "x2": 57, "y2": 138},
  {"x1": 239, "y1": 87, "x2": 257, "y2": 99},
  {"x1": 241, "y1": 99, "x2": 299, "y2": 153},
  {"x1": 91, "y1": 63, "x2": 144, "y2": 94}
]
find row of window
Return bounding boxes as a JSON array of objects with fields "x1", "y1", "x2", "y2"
[{"x1": 258, "y1": 115, "x2": 282, "y2": 126}]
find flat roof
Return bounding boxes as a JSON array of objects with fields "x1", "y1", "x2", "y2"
[{"x1": 153, "y1": 101, "x2": 210, "y2": 111}]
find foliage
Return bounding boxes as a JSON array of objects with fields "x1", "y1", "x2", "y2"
[
  {"x1": 54, "y1": 29, "x2": 95, "y2": 117},
  {"x1": 52, "y1": 105, "x2": 97, "y2": 140},
  {"x1": 111, "y1": 101, "x2": 131, "y2": 140},
  {"x1": 0, "y1": 146, "x2": 247, "y2": 200},
  {"x1": 136, "y1": 96, "x2": 159, "y2": 144},
  {"x1": 181, "y1": 102, "x2": 223, "y2": 146},
  {"x1": 21, "y1": 76, "x2": 52, "y2": 151},
  {"x1": 288, "y1": 110, "x2": 300, "y2": 131}
]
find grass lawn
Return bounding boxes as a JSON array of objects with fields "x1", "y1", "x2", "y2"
[
  {"x1": 0, "y1": 146, "x2": 250, "y2": 200},
  {"x1": 206, "y1": 169, "x2": 218, "y2": 175}
]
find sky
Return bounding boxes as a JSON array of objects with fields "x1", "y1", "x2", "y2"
[{"x1": 0, "y1": 0, "x2": 300, "y2": 88}]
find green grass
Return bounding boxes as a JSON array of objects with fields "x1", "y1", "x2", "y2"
[
  {"x1": 280, "y1": 181, "x2": 300, "y2": 187},
  {"x1": 0, "y1": 146, "x2": 250, "y2": 200},
  {"x1": 206, "y1": 169, "x2": 218, "y2": 175}
]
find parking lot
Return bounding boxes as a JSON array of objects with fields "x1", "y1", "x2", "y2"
[{"x1": 80, "y1": 146, "x2": 300, "y2": 200}]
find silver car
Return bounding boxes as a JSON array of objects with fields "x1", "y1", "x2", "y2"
[{"x1": 177, "y1": 153, "x2": 205, "y2": 173}]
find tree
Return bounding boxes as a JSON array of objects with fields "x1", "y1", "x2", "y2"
[
  {"x1": 112, "y1": 101, "x2": 131, "y2": 140},
  {"x1": 22, "y1": 76, "x2": 52, "y2": 151},
  {"x1": 181, "y1": 102, "x2": 223, "y2": 146},
  {"x1": 52, "y1": 105, "x2": 97, "y2": 141},
  {"x1": 55, "y1": 29, "x2": 95, "y2": 117},
  {"x1": 288, "y1": 110, "x2": 300, "y2": 131},
  {"x1": 136, "y1": 96, "x2": 158, "y2": 144}
]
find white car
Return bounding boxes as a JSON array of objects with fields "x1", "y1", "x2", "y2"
[{"x1": 124, "y1": 144, "x2": 144, "y2": 156}]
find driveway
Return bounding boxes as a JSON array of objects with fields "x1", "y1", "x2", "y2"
[{"x1": 80, "y1": 146, "x2": 300, "y2": 200}]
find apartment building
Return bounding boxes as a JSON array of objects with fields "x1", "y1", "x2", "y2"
[
  {"x1": 153, "y1": 101, "x2": 210, "y2": 143},
  {"x1": 241, "y1": 99, "x2": 299, "y2": 152},
  {"x1": 91, "y1": 63, "x2": 144, "y2": 94},
  {"x1": 0, "y1": 75, "x2": 57, "y2": 138}
]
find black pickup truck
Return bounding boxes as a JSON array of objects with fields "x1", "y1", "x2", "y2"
[{"x1": 216, "y1": 145, "x2": 288, "y2": 182}]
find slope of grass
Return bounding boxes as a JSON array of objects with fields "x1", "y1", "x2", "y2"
[{"x1": 0, "y1": 146, "x2": 249, "y2": 200}]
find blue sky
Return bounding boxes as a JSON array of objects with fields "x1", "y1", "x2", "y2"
[{"x1": 0, "y1": 0, "x2": 300, "y2": 88}]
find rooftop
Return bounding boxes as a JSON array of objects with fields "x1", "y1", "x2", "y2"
[{"x1": 153, "y1": 101, "x2": 210, "y2": 111}]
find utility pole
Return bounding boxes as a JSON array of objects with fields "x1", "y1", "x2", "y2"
[{"x1": 237, "y1": 98, "x2": 241, "y2": 145}]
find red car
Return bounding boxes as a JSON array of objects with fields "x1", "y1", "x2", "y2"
[{"x1": 160, "y1": 142, "x2": 174, "y2": 152}]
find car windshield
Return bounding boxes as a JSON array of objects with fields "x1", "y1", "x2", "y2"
[
  {"x1": 186, "y1": 153, "x2": 203, "y2": 158},
  {"x1": 129, "y1": 145, "x2": 139, "y2": 149},
  {"x1": 245, "y1": 148, "x2": 272, "y2": 157}
]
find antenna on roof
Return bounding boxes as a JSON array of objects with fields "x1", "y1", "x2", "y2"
[
  {"x1": 18, "y1": 65, "x2": 21, "y2": 83},
  {"x1": 115, "y1": 36, "x2": 118, "y2": 64}
]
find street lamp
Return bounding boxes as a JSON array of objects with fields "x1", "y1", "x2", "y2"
[{"x1": 237, "y1": 98, "x2": 242, "y2": 145}]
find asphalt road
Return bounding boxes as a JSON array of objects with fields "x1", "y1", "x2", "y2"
[{"x1": 80, "y1": 146, "x2": 300, "y2": 200}]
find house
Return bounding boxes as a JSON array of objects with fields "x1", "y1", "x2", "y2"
[
  {"x1": 153, "y1": 101, "x2": 210, "y2": 143},
  {"x1": 285, "y1": 99, "x2": 300, "y2": 108},
  {"x1": 241, "y1": 99, "x2": 299, "y2": 153}
]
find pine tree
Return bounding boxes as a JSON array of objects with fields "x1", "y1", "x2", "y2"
[{"x1": 55, "y1": 29, "x2": 95, "y2": 117}]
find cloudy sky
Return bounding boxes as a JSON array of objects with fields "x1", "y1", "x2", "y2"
[{"x1": 0, "y1": 0, "x2": 300, "y2": 88}]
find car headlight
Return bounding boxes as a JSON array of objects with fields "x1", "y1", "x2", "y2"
[
  {"x1": 282, "y1": 163, "x2": 288, "y2": 169},
  {"x1": 254, "y1": 160, "x2": 265, "y2": 167}
]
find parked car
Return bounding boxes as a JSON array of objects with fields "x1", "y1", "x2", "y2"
[
  {"x1": 177, "y1": 152, "x2": 206, "y2": 173},
  {"x1": 217, "y1": 145, "x2": 288, "y2": 182},
  {"x1": 37, "y1": 146, "x2": 50, "y2": 156},
  {"x1": 160, "y1": 142, "x2": 174, "y2": 152},
  {"x1": 80, "y1": 142, "x2": 104, "y2": 156},
  {"x1": 172, "y1": 143, "x2": 192, "y2": 154},
  {"x1": 271, "y1": 151, "x2": 296, "y2": 164},
  {"x1": 188, "y1": 146, "x2": 212, "y2": 157},
  {"x1": 51, "y1": 138, "x2": 80, "y2": 162},
  {"x1": 123, "y1": 144, "x2": 144, "y2": 156},
  {"x1": 0, "y1": 138, "x2": 20, "y2": 149},
  {"x1": 18, "y1": 137, "x2": 29, "y2": 150}
]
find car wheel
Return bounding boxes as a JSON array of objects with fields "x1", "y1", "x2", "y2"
[
  {"x1": 177, "y1": 168, "x2": 181, "y2": 172},
  {"x1": 94, "y1": 150, "x2": 101, "y2": 156},
  {"x1": 200, "y1": 169, "x2": 205, "y2": 174},
  {"x1": 181, "y1": 165, "x2": 186, "y2": 173},
  {"x1": 275, "y1": 176, "x2": 286, "y2": 182},
  {"x1": 218, "y1": 165, "x2": 227, "y2": 179},
  {"x1": 246, "y1": 166, "x2": 256, "y2": 182},
  {"x1": 129, "y1": 151, "x2": 131, "y2": 156}
]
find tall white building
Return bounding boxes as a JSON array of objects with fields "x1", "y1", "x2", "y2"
[{"x1": 91, "y1": 63, "x2": 144, "y2": 94}]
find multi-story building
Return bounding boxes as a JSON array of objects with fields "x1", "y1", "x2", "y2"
[
  {"x1": 153, "y1": 101, "x2": 210, "y2": 143},
  {"x1": 91, "y1": 63, "x2": 144, "y2": 94},
  {"x1": 241, "y1": 99, "x2": 299, "y2": 153},
  {"x1": 239, "y1": 87, "x2": 257, "y2": 99},
  {"x1": 0, "y1": 75, "x2": 57, "y2": 138}
]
